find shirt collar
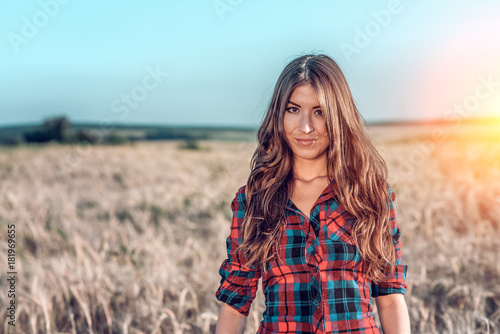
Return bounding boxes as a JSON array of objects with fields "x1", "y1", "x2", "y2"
[{"x1": 314, "y1": 180, "x2": 338, "y2": 206}]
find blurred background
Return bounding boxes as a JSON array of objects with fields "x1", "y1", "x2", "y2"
[{"x1": 0, "y1": 1, "x2": 499, "y2": 333}]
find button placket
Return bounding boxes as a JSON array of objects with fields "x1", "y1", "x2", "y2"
[{"x1": 287, "y1": 200, "x2": 329, "y2": 333}]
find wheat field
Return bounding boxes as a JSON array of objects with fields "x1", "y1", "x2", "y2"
[{"x1": 0, "y1": 123, "x2": 499, "y2": 334}]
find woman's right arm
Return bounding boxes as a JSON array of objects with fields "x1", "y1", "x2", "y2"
[
  {"x1": 215, "y1": 303, "x2": 247, "y2": 334},
  {"x1": 215, "y1": 186, "x2": 261, "y2": 333}
]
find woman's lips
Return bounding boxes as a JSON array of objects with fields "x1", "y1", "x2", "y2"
[{"x1": 295, "y1": 138, "x2": 316, "y2": 147}]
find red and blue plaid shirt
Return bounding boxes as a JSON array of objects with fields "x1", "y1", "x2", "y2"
[{"x1": 215, "y1": 181, "x2": 407, "y2": 333}]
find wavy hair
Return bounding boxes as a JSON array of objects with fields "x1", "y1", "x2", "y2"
[{"x1": 238, "y1": 53, "x2": 395, "y2": 283}]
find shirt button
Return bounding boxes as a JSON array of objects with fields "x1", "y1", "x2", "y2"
[{"x1": 313, "y1": 267, "x2": 319, "y2": 273}]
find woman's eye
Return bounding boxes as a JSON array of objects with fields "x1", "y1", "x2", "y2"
[
  {"x1": 315, "y1": 110, "x2": 323, "y2": 116},
  {"x1": 286, "y1": 107, "x2": 299, "y2": 113}
]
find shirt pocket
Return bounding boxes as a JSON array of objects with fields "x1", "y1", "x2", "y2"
[
  {"x1": 323, "y1": 206, "x2": 356, "y2": 245},
  {"x1": 322, "y1": 207, "x2": 362, "y2": 269}
]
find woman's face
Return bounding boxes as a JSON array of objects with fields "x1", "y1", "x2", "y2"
[{"x1": 283, "y1": 83, "x2": 329, "y2": 163}]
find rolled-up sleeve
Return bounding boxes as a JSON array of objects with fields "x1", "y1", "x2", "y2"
[
  {"x1": 215, "y1": 186, "x2": 261, "y2": 316},
  {"x1": 371, "y1": 186, "x2": 408, "y2": 297}
]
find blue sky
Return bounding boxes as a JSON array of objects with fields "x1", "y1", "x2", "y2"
[{"x1": 1, "y1": 0, "x2": 499, "y2": 127}]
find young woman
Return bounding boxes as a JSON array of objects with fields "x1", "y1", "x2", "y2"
[{"x1": 215, "y1": 54, "x2": 410, "y2": 334}]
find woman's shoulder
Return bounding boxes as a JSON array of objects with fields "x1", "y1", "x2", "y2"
[
  {"x1": 236, "y1": 184, "x2": 246, "y2": 195},
  {"x1": 387, "y1": 183, "x2": 396, "y2": 202},
  {"x1": 231, "y1": 184, "x2": 248, "y2": 210}
]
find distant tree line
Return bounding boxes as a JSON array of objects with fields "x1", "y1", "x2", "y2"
[
  {"x1": 0, "y1": 116, "x2": 256, "y2": 146},
  {"x1": 0, "y1": 116, "x2": 128, "y2": 146}
]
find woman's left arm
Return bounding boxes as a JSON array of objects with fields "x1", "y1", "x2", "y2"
[{"x1": 375, "y1": 293, "x2": 410, "y2": 334}]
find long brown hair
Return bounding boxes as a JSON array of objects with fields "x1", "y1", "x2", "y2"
[{"x1": 239, "y1": 53, "x2": 395, "y2": 283}]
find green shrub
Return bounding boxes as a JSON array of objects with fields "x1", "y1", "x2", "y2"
[
  {"x1": 105, "y1": 132, "x2": 128, "y2": 145},
  {"x1": 178, "y1": 140, "x2": 201, "y2": 150}
]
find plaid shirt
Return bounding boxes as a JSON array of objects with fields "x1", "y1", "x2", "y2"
[{"x1": 215, "y1": 181, "x2": 407, "y2": 334}]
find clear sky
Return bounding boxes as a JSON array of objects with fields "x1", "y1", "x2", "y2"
[{"x1": 1, "y1": 0, "x2": 499, "y2": 127}]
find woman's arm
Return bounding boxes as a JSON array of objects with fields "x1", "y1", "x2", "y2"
[
  {"x1": 215, "y1": 303, "x2": 247, "y2": 334},
  {"x1": 375, "y1": 293, "x2": 410, "y2": 334}
]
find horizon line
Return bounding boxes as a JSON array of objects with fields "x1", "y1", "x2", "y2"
[{"x1": 1, "y1": 115, "x2": 499, "y2": 131}]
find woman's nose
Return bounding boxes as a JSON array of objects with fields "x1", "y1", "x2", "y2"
[{"x1": 298, "y1": 113, "x2": 314, "y2": 133}]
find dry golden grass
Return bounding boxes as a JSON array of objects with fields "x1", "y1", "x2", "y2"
[{"x1": 0, "y1": 123, "x2": 499, "y2": 333}]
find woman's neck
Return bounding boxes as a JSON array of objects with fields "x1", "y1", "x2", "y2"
[{"x1": 292, "y1": 156, "x2": 328, "y2": 183}]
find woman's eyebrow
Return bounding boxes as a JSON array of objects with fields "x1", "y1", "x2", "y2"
[{"x1": 287, "y1": 100, "x2": 321, "y2": 109}]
